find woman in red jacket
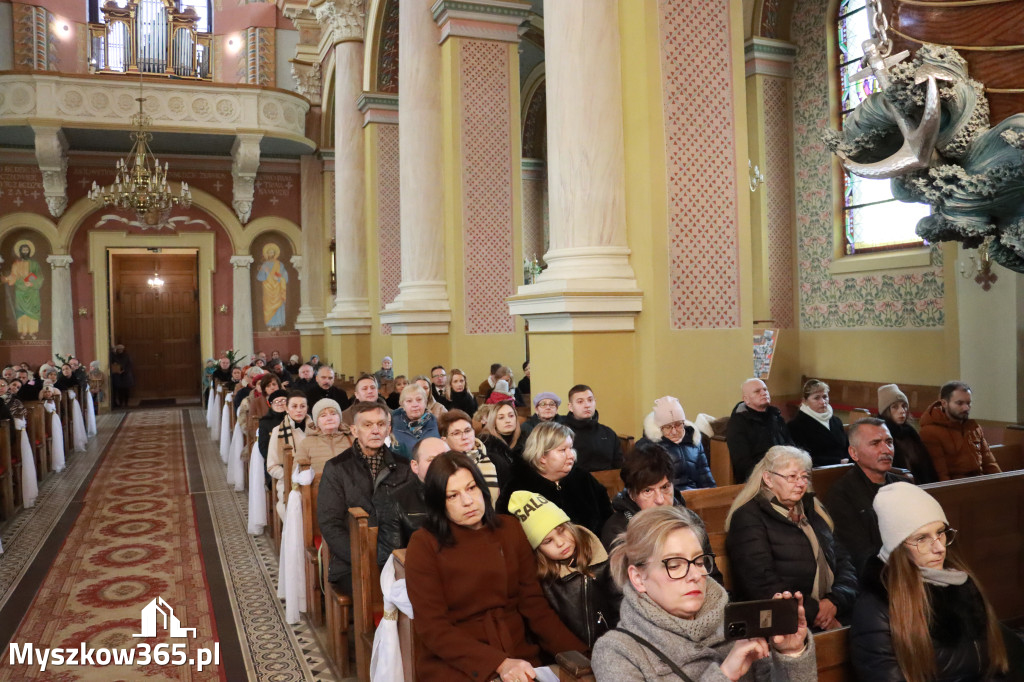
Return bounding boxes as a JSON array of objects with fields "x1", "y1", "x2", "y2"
[{"x1": 405, "y1": 451, "x2": 585, "y2": 682}]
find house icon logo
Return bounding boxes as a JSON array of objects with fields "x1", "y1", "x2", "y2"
[{"x1": 133, "y1": 596, "x2": 197, "y2": 638}]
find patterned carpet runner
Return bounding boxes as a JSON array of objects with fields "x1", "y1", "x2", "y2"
[{"x1": 2, "y1": 410, "x2": 222, "y2": 680}]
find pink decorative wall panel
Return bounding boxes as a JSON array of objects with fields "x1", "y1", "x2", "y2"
[
  {"x1": 459, "y1": 40, "x2": 515, "y2": 335},
  {"x1": 377, "y1": 124, "x2": 401, "y2": 336},
  {"x1": 764, "y1": 76, "x2": 796, "y2": 328},
  {"x1": 659, "y1": 0, "x2": 741, "y2": 329}
]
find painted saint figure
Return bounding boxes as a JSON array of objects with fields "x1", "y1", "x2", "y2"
[
  {"x1": 256, "y1": 242, "x2": 288, "y2": 331},
  {"x1": 2, "y1": 240, "x2": 44, "y2": 340}
]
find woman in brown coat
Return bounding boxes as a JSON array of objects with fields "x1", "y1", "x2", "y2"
[{"x1": 405, "y1": 452, "x2": 584, "y2": 682}]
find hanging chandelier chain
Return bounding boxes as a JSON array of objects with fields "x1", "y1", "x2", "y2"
[{"x1": 867, "y1": 0, "x2": 893, "y2": 58}]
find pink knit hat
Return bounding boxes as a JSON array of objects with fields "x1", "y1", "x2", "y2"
[{"x1": 652, "y1": 396, "x2": 686, "y2": 428}]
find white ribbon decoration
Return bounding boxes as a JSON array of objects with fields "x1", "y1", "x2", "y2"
[
  {"x1": 278, "y1": 463, "x2": 314, "y2": 624},
  {"x1": 219, "y1": 401, "x2": 232, "y2": 463},
  {"x1": 71, "y1": 395, "x2": 88, "y2": 452},
  {"x1": 247, "y1": 438, "x2": 267, "y2": 536},
  {"x1": 370, "y1": 555, "x2": 414, "y2": 682},
  {"x1": 210, "y1": 391, "x2": 223, "y2": 442},
  {"x1": 205, "y1": 387, "x2": 217, "y2": 428},
  {"x1": 18, "y1": 424, "x2": 38, "y2": 508},
  {"x1": 226, "y1": 422, "x2": 245, "y2": 491},
  {"x1": 85, "y1": 390, "x2": 97, "y2": 437},
  {"x1": 50, "y1": 410, "x2": 65, "y2": 473}
]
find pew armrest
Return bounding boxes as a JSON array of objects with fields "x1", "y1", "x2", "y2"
[{"x1": 555, "y1": 651, "x2": 594, "y2": 682}]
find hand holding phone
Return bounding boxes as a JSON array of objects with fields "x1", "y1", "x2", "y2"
[{"x1": 723, "y1": 597, "x2": 799, "y2": 641}]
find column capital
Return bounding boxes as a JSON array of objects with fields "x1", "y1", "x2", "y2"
[
  {"x1": 229, "y1": 255, "x2": 254, "y2": 269},
  {"x1": 46, "y1": 254, "x2": 73, "y2": 269},
  {"x1": 357, "y1": 92, "x2": 399, "y2": 127},
  {"x1": 313, "y1": 0, "x2": 365, "y2": 44},
  {"x1": 431, "y1": 0, "x2": 531, "y2": 44},
  {"x1": 744, "y1": 37, "x2": 796, "y2": 79}
]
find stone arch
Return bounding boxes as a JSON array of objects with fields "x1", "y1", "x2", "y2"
[
  {"x1": 242, "y1": 217, "x2": 302, "y2": 255},
  {"x1": 56, "y1": 185, "x2": 246, "y2": 254},
  {"x1": 521, "y1": 63, "x2": 546, "y2": 161},
  {"x1": 0, "y1": 213, "x2": 60, "y2": 253}
]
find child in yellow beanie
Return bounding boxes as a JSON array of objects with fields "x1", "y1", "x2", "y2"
[{"x1": 507, "y1": 490, "x2": 621, "y2": 648}]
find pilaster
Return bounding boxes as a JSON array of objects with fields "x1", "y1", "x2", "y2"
[
  {"x1": 295, "y1": 155, "x2": 327, "y2": 338},
  {"x1": 46, "y1": 254, "x2": 75, "y2": 357},
  {"x1": 229, "y1": 255, "x2": 255, "y2": 358}
]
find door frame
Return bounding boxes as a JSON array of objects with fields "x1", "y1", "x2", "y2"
[{"x1": 90, "y1": 232, "x2": 216, "y2": 371}]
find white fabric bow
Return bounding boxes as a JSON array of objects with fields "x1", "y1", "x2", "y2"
[
  {"x1": 43, "y1": 401, "x2": 56, "y2": 414},
  {"x1": 13, "y1": 417, "x2": 26, "y2": 431},
  {"x1": 68, "y1": 389, "x2": 76, "y2": 400}
]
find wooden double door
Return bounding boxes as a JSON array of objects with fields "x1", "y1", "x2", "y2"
[{"x1": 111, "y1": 253, "x2": 201, "y2": 401}]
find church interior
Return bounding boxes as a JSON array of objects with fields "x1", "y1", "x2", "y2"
[{"x1": 0, "y1": 0, "x2": 1022, "y2": 679}]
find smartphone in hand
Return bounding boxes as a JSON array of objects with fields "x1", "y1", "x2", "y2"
[{"x1": 723, "y1": 598, "x2": 799, "y2": 641}]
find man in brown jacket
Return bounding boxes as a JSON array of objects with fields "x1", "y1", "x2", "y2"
[{"x1": 919, "y1": 381, "x2": 1001, "y2": 481}]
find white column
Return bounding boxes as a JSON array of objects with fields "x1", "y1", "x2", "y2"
[
  {"x1": 380, "y1": 0, "x2": 451, "y2": 334},
  {"x1": 295, "y1": 155, "x2": 327, "y2": 334},
  {"x1": 46, "y1": 254, "x2": 75, "y2": 357},
  {"x1": 324, "y1": 37, "x2": 372, "y2": 333},
  {"x1": 230, "y1": 255, "x2": 255, "y2": 357},
  {"x1": 507, "y1": 0, "x2": 641, "y2": 332}
]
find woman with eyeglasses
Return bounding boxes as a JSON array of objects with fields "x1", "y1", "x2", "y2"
[
  {"x1": 635, "y1": 396, "x2": 715, "y2": 490},
  {"x1": 520, "y1": 392, "x2": 561, "y2": 440},
  {"x1": 592, "y1": 505, "x2": 815, "y2": 681},
  {"x1": 496, "y1": 422, "x2": 613, "y2": 537},
  {"x1": 850, "y1": 482, "x2": 1016, "y2": 682},
  {"x1": 725, "y1": 445, "x2": 858, "y2": 631}
]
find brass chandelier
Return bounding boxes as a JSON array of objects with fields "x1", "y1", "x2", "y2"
[{"x1": 88, "y1": 92, "x2": 191, "y2": 227}]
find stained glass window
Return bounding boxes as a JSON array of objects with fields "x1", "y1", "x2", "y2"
[{"x1": 837, "y1": 1, "x2": 927, "y2": 253}]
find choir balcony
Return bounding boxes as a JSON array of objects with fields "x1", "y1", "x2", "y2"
[{"x1": 0, "y1": 71, "x2": 315, "y2": 158}]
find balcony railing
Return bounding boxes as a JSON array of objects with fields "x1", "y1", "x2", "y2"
[{"x1": 88, "y1": 0, "x2": 212, "y2": 80}]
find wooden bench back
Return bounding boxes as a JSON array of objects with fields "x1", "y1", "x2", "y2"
[
  {"x1": 801, "y1": 376, "x2": 940, "y2": 418},
  {"x1": 0, "y1": 420, "x2": 13, "y2": 520},
  {"x1": 350, "y1": 507, "x2": 384, "y2": 680},
  {"x1": 590, "y1": 469, "x2": 621, "y2": 501},
  {"x1": 24, "y1": 401, "x2": 48, "y2": 478},
  {"x1": 392, "y1": 549, "x2": 416, "y2": 682},
  {"x1": 681, "y1": 484, "x2": 745, "y2": 534}
]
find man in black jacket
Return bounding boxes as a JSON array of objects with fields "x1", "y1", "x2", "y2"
[
  {"x1": 376, "y1": 437, "x2": 449, "y2": 560},
  {"x1": 824, "y1": 418, "x2": 909, "y2": 576},
  {"x1": 317, "y1": 402, "x2": 411, "y2": 593},
  {"x1": 304, "y1": 365, "x2": 350, "y2": 409},
  {"x1": 560, "y1": 384, "x2": 623, "y2": 472},
  {"x1": 726, "y1": 378, "x2": 793, "y2": 482}
]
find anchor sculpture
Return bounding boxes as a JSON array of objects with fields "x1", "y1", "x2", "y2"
[{"x1": 825, "y1": 1, "x2": 1024, "y2": 273}]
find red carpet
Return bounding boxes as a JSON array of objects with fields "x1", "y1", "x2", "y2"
[{"x1": 1, "y1": 410, "x2": 222, "y2": 681}]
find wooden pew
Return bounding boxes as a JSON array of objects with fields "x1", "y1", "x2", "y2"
[
  {"x1": 922, "y1": 470, "x2": 1024, "y2": 621},
  {"x1": 25, "y1": 401, "x2": 49, "y2": 479},
  {"x1": 323, "y1": 541, "x2": 353, "y2": 676},
  {"x1": 591, "y1": 468, "x2": 621, "y2": 502},
  {"x1": 810, "y1": 463, "x2": 854, "y2": 500},
  {"x1": 349, "y1": 507, "x2": 384, "y2": 681},
  {"x1": 801, "y1": 376, "x2": 940, "y2": 418},
  {"x1": 392, "y1": 548, "x2": 416, "y2": 682},
  {"x1": 618, "y1": 434, "x2": 634, "y2": 459},
  {"x1": 709, "y1": 434, "x2": 734, "y2": 486},
  {"x1": 0, "y1": 420, "x2": 14, "y2": 520}
]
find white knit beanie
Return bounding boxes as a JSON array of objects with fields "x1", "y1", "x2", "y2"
[
  {"x1": 312, "y1": 398, "x2": 342, "y2": 424},
  {"x1": 652, "y1": 396, "x2": 686, "y2": 428},
  {"x1": 877, "y1": 384, "x2": 908, "y2": 415},
  {"x1": 874, "y1": 482, "x2": 948, "y2": 563}
]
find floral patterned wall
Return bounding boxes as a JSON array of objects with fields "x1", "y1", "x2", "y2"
[{"x1": 790, "y1": 0, "x2": 944, "y2": 329}]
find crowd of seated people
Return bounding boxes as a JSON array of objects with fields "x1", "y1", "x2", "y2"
[{"x1": 197, "y1": 354, "x2": 1022, "y2": 681}]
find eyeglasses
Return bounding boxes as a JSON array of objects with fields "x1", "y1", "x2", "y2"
[
  {"x1": 432, "y1": 372, "x2": 446, "y2": 379},
  {"x1": 637, "y1": 481, "x2": 673, "y2": 500},
  {"x1": 271, "y1": 398, "x2": 288, "y2": 406},
  {"x1": 769, "y1": 471, "x2": 811, "y2": 485},
  {"x1": 447, "y1": 427, "x2": 474, "y2": 438},
  {"x1": 639, "y1": 554, "x2": 716, "y2": 580},
  {"x1": 660, "y1": 421, "x2": 686, "y2": 433},
  {"x1": 536, "y1": 401, "x2": 558, "y2": 409},
  {"x1": 904, "y1": 526, "x2": 958, "y2": 553}
]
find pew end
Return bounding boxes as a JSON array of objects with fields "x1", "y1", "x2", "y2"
[
  {"x1": 556, "y1": 651, "x2": 595, "y2": 682},
  {"x1": 591, "y1": 468, "x2": 622, "y2": 501},
  {"x1": 392, "y1": 549, "x2": 417, "y2": 682},
  {"x1": 348, "y1": 506, "x2": 383, "y2": 681}
]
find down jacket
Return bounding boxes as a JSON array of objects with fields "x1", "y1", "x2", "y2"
[
  {"x1": 726, "y1": 491, "x2": 858, "y2": 627},
  {"x1": 316, "y1": 443, "x2": 412, "y2": 590},
  {"x1": 636, "y1": 413, "x2": 716, "y2": 490},
  {"x1": 726, "y1": 402, "x2": 793, "y2": 483},
  {"x1": 850, "y1": 556, "x2": 1023, "y2": 682},
  {"x1": 919, "y1": 401, "x2": 1001, "y2": 481}
]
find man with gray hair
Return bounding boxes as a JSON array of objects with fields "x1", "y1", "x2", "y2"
[
  {"x1": 725, "y1": 378, "x2": 792, "y2": 482},
  {"x1": 824, "y1": 417, "x2": 908, "y2": 576}
]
